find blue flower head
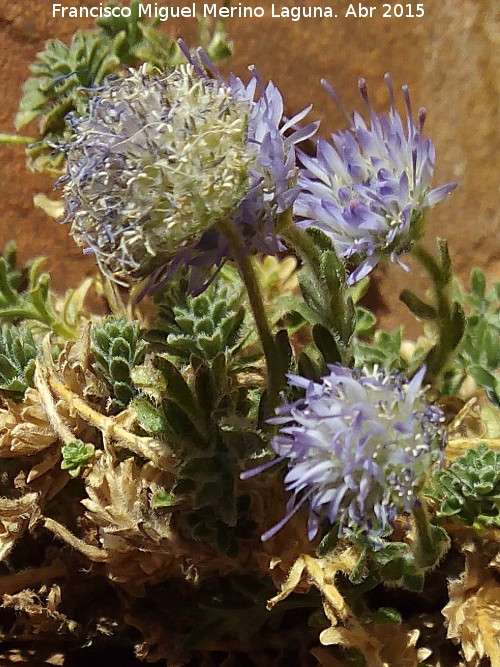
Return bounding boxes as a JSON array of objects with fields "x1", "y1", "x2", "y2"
[
  {"x1": 144, "y1": 51, "x2": 319, "y2": 295},
  {"x1": 62, "y1": 63, "x2": 254, "y2": 284},
  {"x1": 61, "y1": 44, "x2": 318, "y2": 291},
  {"x1": 294, "y1": 75, "x2": 457, "y2": 284},
  {"x1": 242, "y1": 365, "x2": 446, "y2": 548}
]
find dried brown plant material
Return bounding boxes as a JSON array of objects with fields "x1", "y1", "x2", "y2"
[
  {"x1": 440, "y1": 396, "x2": 500, "y2": 461},
  {"x1": 246, "y1": 475, "x2": 312, "y2": 589},
  {"x1": 443, "y1": 541, "x2": 500, "y2": 666},
  {"x1": 93, "y1": 274, "x2": 158, "y2": 328},
  {"x1": 52, "y1": 325, "x2": 105, "y2": 401},
  {"x1": 445, "y1": 398, "x2": 485, "y2": 440},
  {"x1": 312, "y1": 630, "x2": 431, "y2": 667},
  {"x1": 33, "y1": 194, "x2": 65, "y2": 219},
  {"x1": 0, "y1": 648, "x2": 66, "y2": 665},
  {"x1": 256, "y1": 255, "x2": 299, "y2": 301},
  {"x1": 41, "y1": 517, "x2": 109, "y2": 563},
  {"x1": 0, "y1": 561, "x2": 66, "y2": 596},
  {"x1": 372, "y1": 624, "x2": 432, "y2": 667},
  {"x1": 267, "y1": 552, "x2": 385, "y2": 667},
  {"x1": 81, "y1": 455, "x2": 185, "y2": 590},
  {"x1": 46, "y1": 367, "x2": 176, "y2": 471},
  {"x1": 445, "y1": 436, "x2": 500, "y2": 462},
  {"x1": 0, "y1": 389, "x2": 57, "y2": 458},
  {"x1": 33, "y1": 360, "x2": 81, "y2": 448},
  {"x1": 2, "y1": 584, "x2": 80, "y2": 638},
  {"x1": 312, "y1": 622, "x2": 432, "y2": 667},
  {"x1": 0, "y1": 492, "x2": 39, "y2": 561},
  {"x1": 25, "y1": 446, "x2": 62, "y2": 486}
]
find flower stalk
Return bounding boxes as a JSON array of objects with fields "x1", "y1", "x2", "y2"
[
  {"x1": 411, "y1": 498, "x2": 441, "y2": 568},
  {"x1": 279, "y1": 211, "x2": 351, "y2": 365},
  {"x1": 217, "y1": 217, "x2": 281, "y2": 413},
  {"x1": 411, "y1": 242, "x2": 464, "y2": 384}
]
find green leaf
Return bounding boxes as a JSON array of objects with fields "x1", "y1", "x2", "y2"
[
  {"x1": 90, "y1": 316, "x2": 147, "y2": 409},
  {"x1": 426, "y1": 443, "x2": 500, "y2": 530},
  {"x1": 162, "y1": 398, "x2": 205, "y2": 444},
  {"x1": 298, "y1": 270, "x2": 325, "y2": 318},
  {"x1": 194, "y1": 362, "x2": 216, "y2": 415},
  {"x1": 401, "y1": 572, "x2": 425, "y2": 593},
  {"x1": 297, "y1": 350, "x2": 323, "y2": 383},
  {"x1": 312, "y1": 323, "x2": 341, "y2": 364},
  {"x1": 131, "y1": 398, "x2": 169, "y2": 435},
  {"x1": 355, "y1": 307, "x2": 376, "y2": 337},
  {"x1": 399, "y1": 290, "x2": 437, "y2": 320},
  {"x1": 150, "y1": 489, "x2": 180, "y2": 509},
  {"x1": 471, "y1": 267, "x2": 486, "y2": 299},
  {"x1": 61, "y1": 440, "x2": 95, "y2": 477},
  {"x1": 0, "y1": 324, "x2": 38, "y2": 399},
  {"x1": 153, "y1": 356, "x2": 201, "y2": 425},
  {"x1": 371, "y1": 607, "x2": 402, "y2": 625},
  {"x1": 316, "y1": 529, "x2": 339, "y2": 558}
]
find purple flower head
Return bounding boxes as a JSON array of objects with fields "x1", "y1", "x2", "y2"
[
  {"x1": 61, "y1": 42, "x2": 318, "y2": 291},
  {"x1": 294, "y1": 75, "x2": 457, "y2": 285},
  {"x1": 61, "y1": 64, "x2": 254, "y2": 284},
  {"x1": 143, "y1": 53, "x2": 318, "y2": 296},
  {"x1": 242, "y1": 365, "x2": 445, "y2": 548}
]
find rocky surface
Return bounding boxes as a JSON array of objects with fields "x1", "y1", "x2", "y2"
[{"x1": 0, "y1": 0, "x2": 498, "y2": 334}]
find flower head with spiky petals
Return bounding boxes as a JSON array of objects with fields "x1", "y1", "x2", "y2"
[
  {"x1": 61, "y1": 44, "x2": 318, "y2": 292},
  {"x1": 294, "y1": 75, "x2": 457, "y2": 285},
  {"x1": 61, "y1": 63, "x2": 254, "y2": 284},
  {"x1": 242, "y1": 365, "x2": 446, "y2": 548},
  {"x1": 142, "y1": 49, "x2": 319, "y2": 295}
]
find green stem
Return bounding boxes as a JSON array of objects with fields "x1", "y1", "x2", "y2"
[
  {"x1": 216, "y1": 219, "x2": 280, "y2": 413},
  {"x1": 412, "y1": 243, "x2": 457, "y2": 384},
  {"x1": 411, "y1": 499, "x2": 438, "y2": 569},
  {"x1": 278, "y1": 211, "x2": 323, "y2": 283},
  {"x1": 0, "y1": 134, "x2": 36, "y2": 146},
  {"x1": 279, "y1": 212, "x2": 351, "y2": 364},
  {"x1": 50, "y1": 318, "x2": 78, "y2": 340}
]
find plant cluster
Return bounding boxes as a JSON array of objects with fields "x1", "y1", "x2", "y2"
[{"x1": 0, "y1": 8, "x2": 499, "y2": 667}]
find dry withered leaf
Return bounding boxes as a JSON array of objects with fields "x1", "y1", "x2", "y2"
[
  {"x1": 45, "y1": 366, "x2": 176, "y2": 471},
  {"x1": 312, "y1": 620, "x2": 433, "y2": 667},
  {"x1": 247, "y1": 473, "x2": 313, "y2": 590},
  {"x1": 445, "y1": 398, "x2": 485, "y2": 440},
  {"x1": 0, "y1": 389, "x2": 56, "y2": 458},
  {"x1": 2, "y1": 584, "x2": 80, "y2": 638},
  {"x1": 0, "y1": 492, "x2": 39, "y2": 561},
  {"x1": 372, "y1": 623, "x2": 432, "y2": 667},
  {"x1": 55, "y1": 324, "x2": 106, "y2": 402},
  {"x1": 0, "y1": 560, "x2": 67, "y2": 596},
  {"x1": 267, "y1": 551, "x2": 385, "y2": 667},
  {"x1": 0, "y1": 648, "x2": 66, "y2": 665},
  {"x1": 124, "y1": 606, "x2": 188, "y2": 666},
  {"x1": 443, "y1": 540, "x2": 500, "y2": 666},
  {"x1": 81, "y1": 454, "x2": 184, "y2": 590}
]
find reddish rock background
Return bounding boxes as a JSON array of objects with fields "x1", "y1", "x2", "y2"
[{"x1": 0, "y1": 0, "x2": 498, "y2": 335}]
